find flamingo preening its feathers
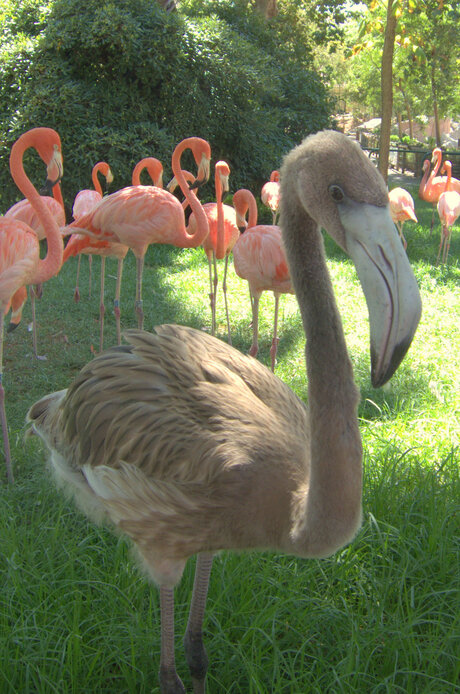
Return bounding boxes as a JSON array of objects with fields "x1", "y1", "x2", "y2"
[{"x1": 28, "y1": 131, "x2": 421, "y2": 694}]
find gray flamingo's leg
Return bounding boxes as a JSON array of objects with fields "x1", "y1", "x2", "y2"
[
  {"x1": 159, "y1": 586, "x2": 186, "y2": 694},
  {"x1": 184, "y1": 553, "x2": 214, "y2": 694}
]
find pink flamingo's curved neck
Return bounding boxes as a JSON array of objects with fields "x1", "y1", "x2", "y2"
[
  {"x1": 419, "y1": 160, "x2": 431, "y2": 199},
  {"x1": 9, "y1": 128, "x2": 64, "y2": 283},
  {"x1": 431, "y1": 148, "x2": 442, "y2": 177},
  {"x1": 442, "y1": 161, "x2": 452, "y2": 192},
  {"x1": 132, "y1": 158, "x2": 163, "y2": 188},
  {"x1": 171, "y1": 137, "x2": 211, "y2": 248},
  {"x1": 92, "y1": 162, "x2": 112, "y2": 196},
  {"x1": 215, "y1": 161, "x2": 230, "y2": 259},
  {"x1": 52, "y1": 181, "x2": 65, "y2": 210},
  {"x1": 233, "y1": 189, "x2": 258, "y2": 230}
]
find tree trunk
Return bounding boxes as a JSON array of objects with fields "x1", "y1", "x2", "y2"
[
  {"x1": 431, "y1": 60, "x2": 441, "y2": 145},
  {"x1": 156, "y1": 0, "x2": 178, "y2": 12},
  {"x1": 378, "y1": 1, "x2": 397, "y2": 183},
  {"x1": 254, "y1": 0, "x2": 278, "y2": 19}
]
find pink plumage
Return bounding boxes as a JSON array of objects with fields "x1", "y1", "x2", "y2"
[
  {"x1": 388, "y1": 187, "x2": 417, "y2": 249},
  {"x1": 73, "y1": 189, "x2": 103, "y2": 220},
  {"x1": 72, "y1": 161, "x2": 113, "y2": 220},
  {"x1": 187, "y1": 161, "x2": 239, "y2": 340},
  {"x1": 261, "y1": 170, "x2": 281, "y2": 224},
  {"x1": 5, "y1": 197, "x2": 65, "y2": 241},
  {"x1": 63, "y1": 138, "x2": 211, "y2": 333},
  {"x1": 0, "y1": 218, "x2": 38, "y2": 312},
  {"x1": 0, "y1": 127, "x2": 64, "y2": 483},
  {"x1": 233, "y1": 188, "x2": 293, "y2": 371},
  {"x1": 436, "y1": 161, "x2": 460, "y2": 265}
]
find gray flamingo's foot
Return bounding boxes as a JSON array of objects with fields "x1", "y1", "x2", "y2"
[{"x1": 159, "y1": 667, "x2": 186, "y2": 694}]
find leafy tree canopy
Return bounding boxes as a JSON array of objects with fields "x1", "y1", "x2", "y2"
[{"x1": 0, "y1": 0, "x2": 333, "y2": 212}]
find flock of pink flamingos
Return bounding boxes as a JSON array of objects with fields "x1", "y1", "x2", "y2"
[
  {"x1": 389, "y1": 146, "x2": 460, "y2": 259},
  {"x1": 0, "y1": 127, "x2": 459, "y2": 484}
]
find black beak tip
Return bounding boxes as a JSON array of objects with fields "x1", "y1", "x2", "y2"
[
  {"x1": 371, "y1": 337, "x2": 413, "y2": 388},
  {"x1": 189, "y1": 177, "x2": 207, "y2": 190},
  {"x1": 40, "y1": 179, "x2": 54, "y2": 196}
]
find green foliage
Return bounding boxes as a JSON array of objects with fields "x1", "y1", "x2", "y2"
[
  {"x1": 342, "y1": 0, "x2": 460, "y2": 125},
  {"x1": 0, "y1": 0, "x2": 332, "y2": 212}
]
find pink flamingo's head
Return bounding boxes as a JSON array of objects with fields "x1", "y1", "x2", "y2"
[
  {"x1": 132, "y1": 157, "x2": 163, "y2": 187},
  {"x1": 233, "y1": 188, "x2": 258, "y2": 232},
  {"x1": 94, "y1": 161, "x2": 114, "y2": 185},
  {"x1": 27, "y1": 128, "x2": 64, "y2": 192},
  {"x1": 187, "y1": 138, "x2": 211, "y2": 188},
  {"x1": 215, "y1": 161, "x2": 230, "y2": 195},
  {"x1": 431, "y1": 147, "x2": 442, "y2": 171}
]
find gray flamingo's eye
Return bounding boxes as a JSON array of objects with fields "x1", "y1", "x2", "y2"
[{"x1": 329, "y1": 184, "x2": 345, "y2": 203}]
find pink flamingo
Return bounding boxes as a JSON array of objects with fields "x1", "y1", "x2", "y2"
[
  {"x1": 233, "y1": 188, "x2": 294, "y2": 371},
  {"x1": 63, "y1": 137, "x2": 211, "y2": 330},
  {"x1": 0, "y1": 127, "x2": 64, "y2": 483},
  {"x1": 261, "y1": 169, "x2": 281, "y2": 224},
  {"x1": 64, "y1": 159, "x2": 164, "y2": 349},
  {"x1": 5, "y1": 162, "x2": 66, "y2": 358},
  {"x1": 436, "y1": 161, "x2": 460, "y2": 265},
  {"x1": 72, "y1": 161, "x2": 114, "y2": 301},
  {"x1": 187, "y1": 161, "x2": 239, "y2": 341},
  {"x1": 131, "y1": 157, "x2": 164, "y2": 187},
  {"x1": 5, "y1": 196, "x2": 65, "y2": 239},
  {"x1": 419, "y1": 148, "x2": 460, "y2": 230},
  {"x1": 388, "y1": 187, "x2": 418, "y2": 249}
]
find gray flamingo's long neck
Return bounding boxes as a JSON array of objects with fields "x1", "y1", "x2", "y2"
[{"x1": 281, "y1": 195, "x2": 362, "y2": 557}]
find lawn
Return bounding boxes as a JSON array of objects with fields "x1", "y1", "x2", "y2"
[{"x1": 1, "y1": 185, "x2": 459, "y2": 693}]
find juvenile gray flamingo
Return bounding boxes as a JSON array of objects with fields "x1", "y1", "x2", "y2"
[{"x1": 27, "y1": 131, "x2": 421, "y2": 694}]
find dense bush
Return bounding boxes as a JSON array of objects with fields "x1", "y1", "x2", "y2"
[{"x1": 0, "y1": 0, "x2": 332, "y2": 214}]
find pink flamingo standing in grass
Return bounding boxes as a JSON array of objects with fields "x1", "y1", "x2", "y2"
[
  {"x1": 63, "y1": 138, "x2": 211, "y2": 331},
  {"x1": 388, "y1": 187, "x2": 418, "y2": 249},
  {"x1": 233, "y1": 188, "x2": 294, "y2": 371},
  {"x1": 64, "y1": 158, "x2": 164, "y2": 349},
  {"x1": 436, "y1": 161, "x2": 460, "y2": 265},
  {"x1": 187, "y1": 161, "x2": 239, "y2": 341},
  {"x1": 261, "y1": 169, "x2": 281, "y2": 224},
  {"x1": 5, "y1": 158, "x2": 66, "y2": 359},
  {"x1": 419, "y1": 148, "x2": 460, "y2": 231},
  {"x1": 72, "y1": 161, "x2": 114, "y2": 301},
  {"x1": 0, "y1": 127, "x2": 64, "y2": 483}
]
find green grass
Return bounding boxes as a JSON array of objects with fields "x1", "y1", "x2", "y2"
[{"x1": 1, "y1": 187, "x2": 459, "y2": 693}]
